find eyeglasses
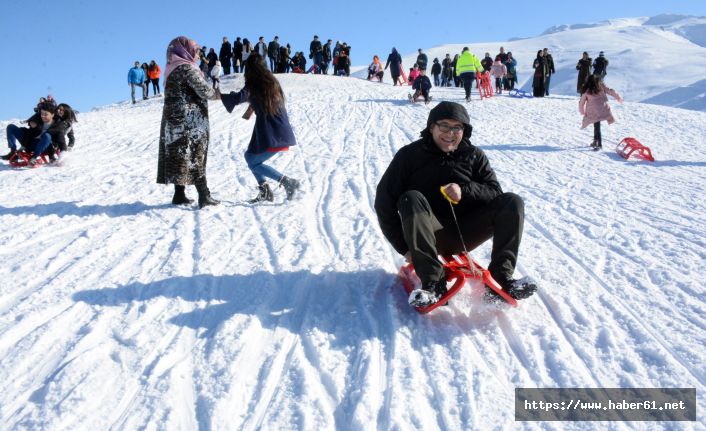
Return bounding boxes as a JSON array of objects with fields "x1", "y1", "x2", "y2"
[{"x1": 435, "y1": 122, "x2": 464, "y2": 134}]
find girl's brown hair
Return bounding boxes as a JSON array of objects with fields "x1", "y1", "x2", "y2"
[{"x1": 243, "y1": 55, "x2": 285, "y2": 116}]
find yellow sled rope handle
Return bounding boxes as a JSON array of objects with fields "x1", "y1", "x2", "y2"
[{"x1": 440, "y1": 186, "x2": 459, "y2": 205}]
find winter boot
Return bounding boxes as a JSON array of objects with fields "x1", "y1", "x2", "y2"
[
  {"x1": 279, "y1": 176, "x2": 300, "y2": 200},
  {"x1": 489, "y1": 276, "x2": 538, "y2": 301},
  {"x1": 1, "y1": 150, "x2": 17, "y2": 161},
  {"x1": 195, "y1": 176, "x2": 220, "y2": 209},
  {"x1": 408, "y1": 279, "x2": 448, "y2": 307},
  {"x1": 249, "y1": 183, "x2": 274, "y2": 203},
  {"x1": 172, "y1": 184, "x2": 194, "y2": 205}
]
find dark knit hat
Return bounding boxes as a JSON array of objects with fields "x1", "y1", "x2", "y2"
[{"x1": 426, "y1": 101, "x2": 473, "y2": 138}]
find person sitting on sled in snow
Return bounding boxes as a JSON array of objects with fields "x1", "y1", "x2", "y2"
[
  {"x1": 409, "y1": 67, "x2": 432, "y2": 104},
  {"x1": 374, "y1": 101, "x2": 537, "y2": 307}
]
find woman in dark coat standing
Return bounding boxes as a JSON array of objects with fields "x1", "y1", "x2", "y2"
[
  {"x1": 220, "y1": 55, "x2": 301, "y2": 203},
  {"x1": 157, "y1": 36, "x2": 220, "y2": 209},
  {"x1": 532, "y1": 50, "x2": 547, "y2": 97},
  {"x1": 385, "y1": 48, "x2": 402, "y2": 86},
  {"x1": 576, "y1": 52, "x2": 592, "y2": 94}
]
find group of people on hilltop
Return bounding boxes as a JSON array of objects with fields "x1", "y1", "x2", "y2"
[
  {"x1": 2, "y1": 95, "x2": 78, "y2": 165},
  {"x1": 531, "y1": 48, "x2": 556, "y2": 97},
  {"x1": 576, "y1": 51, "x2": 609, "y2": 93},
  {"x1": 128, "y1": 60, "x2": 162, "y2": 104}
]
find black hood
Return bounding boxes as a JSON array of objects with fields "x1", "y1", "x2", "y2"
[{"x1": 425, "y1": 101, "x2": 473, "y2": 139}]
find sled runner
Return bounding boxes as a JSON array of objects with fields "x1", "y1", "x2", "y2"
[
  {"x1": 7, "y1": 150, "x2": 55, "y2": 168},
  {"x1": 399, "y1": 253, "x2": 518, "y2": 314},
  {"x1": 616, "y1": 137, "x2": 654, "y2": 161},
  {"x1": 508, "y1": 89, "x2": 533, "y2": 99}
]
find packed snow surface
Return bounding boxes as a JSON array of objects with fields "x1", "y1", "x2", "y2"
[{"x1": 1, "y1": 73, "x2": 704, "y2": 430}]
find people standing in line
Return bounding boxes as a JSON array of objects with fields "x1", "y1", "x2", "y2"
[
  {"x1": 322, "y1": 39, "x2": 333, "y2": 74},
  {"x1": 127, "y1": 61, "x2": 147, "y2": 104},
  {"x1": 490, "y1": 57, "x2": 507, "y2": 94},
  {"x1": 157, "y1": 36, "x2": 220, "y2": 209},
  {"x1": 367, "y1": 55, "x2": 384, "y2": 82},
  {"x1": 268, "y1": 36, "x2": 280, "y2": 72},
  {"x1": 416, "y1": 48, "x2": 428, "y2": 69},
  {"x1": 532, "y1": 50, "x2": 548, "y2": 97},
  {"x1": 455, "y1": 47, "x2": 482, "y2": 102},
  {"x1": 542, "y1": 48, "x2": 555, "y2": 96},
  {"x1": 219, "y1": 37, "x2": 232, "y2": 75},
  {"x1": 593, "y1": 51, "x2": 608, "y2": 78},
  {"x1": 480, "y1": 52, "x2": 493, "y2": 74},
  {"x1": 220, "y1": 55, "x2": 301, "y2": 203},
  {"x1": 309, "y1": 35, "x2": 323, "y2": 73},
  {"x1": 374, "y1": 101, "x2": 537, "y2": 307},
  {"x1": 148, "y1": 60, "x2": 161, "y2": 96},
  {"x1": 431, "y1": 58, "x2": 441, "y2": 86},
  {"x1": 503, "y1": 52, "x2": 517, "y2": 91},
  {"x1": 576, "y1": 51, "x2": 592, "y2": 94},
  {"x1": 141, "y1": 63, "x2": 151, "y2": 97},
  {"x1": 233, "y1": 37, "x2": 243, "y2": 73},
  {"x1": 385, "y1": 47, "x2": 403, "y2": 86},
  {"x1": 579, "y1": 74, "x2": 623, "y2": 150},
  {"x1": 441, "y1": 54, "x2": 453, "y2": 87}
]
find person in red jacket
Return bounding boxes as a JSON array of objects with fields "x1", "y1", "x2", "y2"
[{"x1": 148, "y1": 60, "x2": 161, "y2": 96}]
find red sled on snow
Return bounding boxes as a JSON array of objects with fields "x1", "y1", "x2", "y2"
[
  {"x1": 398, "y1": 253, "x2": 518, "y2": 314},
  {"x1": 475, "y1": 72, "x2": 494, "y2": 100},
  {"x1": 615, "y1": 137, "x2": 654, "y2": 161},
  {"x1": 7, "y1": 150, "x2": 55, "y2": 168},
  {"x1": 398, "y1": 65, "x2": 409, "y2": 84}
]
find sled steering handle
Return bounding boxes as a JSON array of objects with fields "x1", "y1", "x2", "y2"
[{"x1": 440, "y1": 186, "x2": 459, "y2": 205}]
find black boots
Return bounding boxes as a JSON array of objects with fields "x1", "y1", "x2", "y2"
[
  {"x1": 1, "y1": 150, "x2": 17, "y2": 161},
  {"x1": 195, "y1": 176, "x2": 220, "y2": 209},
  {"x1": 249, "y1": 183, "x2": 274, "y2": 203},
  {"x1": 172, "y1": 185, "x2": 194, "y2": 205},
  {"x1": 279, "y1": 176, "x2": 300, "y2": 200}
]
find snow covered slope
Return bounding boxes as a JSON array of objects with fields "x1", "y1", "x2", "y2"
[
  {"x1": 1, "y1": 73, "x2": 705, "y2": 430},
  {"x1": 359, "y1": 15, "x2": 706, "y2": 112}
]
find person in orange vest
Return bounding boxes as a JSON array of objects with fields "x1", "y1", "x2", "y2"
[{"x1": 148, "y1": 60, "x2": 161, "y2": 96}]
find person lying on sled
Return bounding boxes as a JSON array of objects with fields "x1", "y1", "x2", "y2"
[{"x1": 374, "y1": 101, "x2": 537, "y2": 307}]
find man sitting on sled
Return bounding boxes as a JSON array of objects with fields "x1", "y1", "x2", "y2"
[{"x1": 374, "y1": 101, "x2": 537, "y2": 307}]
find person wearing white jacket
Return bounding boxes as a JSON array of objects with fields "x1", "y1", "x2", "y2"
[
  {"x1": 490, "y1": 58, "x2": 507, "y2": 94},
  {"x1": 210, "y1": 61, "x2": 222, "y2": 89}
]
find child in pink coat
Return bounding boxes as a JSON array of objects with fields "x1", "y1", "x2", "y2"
[
  {"x1": 408, "y1": 64, "x2": 420, "y2": 86},
  {"x1": 490, "y1": 58, "x2": 507, "y2": 94},
  {"x1": 579, "y1": 75, "x2": 623, "y2": 150}
]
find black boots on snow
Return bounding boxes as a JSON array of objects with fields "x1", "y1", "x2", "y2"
[
  {"x1": 172, "y1": 185, "x2": 194, "y2": 205},
  {"x1": 249, "y1": 183, "x2": 274, "y2": 203},
  {"x1": 1, "y1": 150, "x2": 17, "y2": 160},
  {"x1": 195, "y1": 176, "x2": 220, "y2": 209},
  {"x1": 279, "y1": 176, "x2": 300, "y2": 200}
]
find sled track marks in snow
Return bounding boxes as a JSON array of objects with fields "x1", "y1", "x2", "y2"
[{"x1": 528, "y1": 219, "x2": 706, "y2": 388}]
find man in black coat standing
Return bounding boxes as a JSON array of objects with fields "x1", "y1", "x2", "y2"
[
  {"x1": 267, "y1": 36, "x2": 280, "y2": 72},
  {"x1": 309, "y1": 35, "x2": 323, "y2": 73},
  {"x1": 233, "y1": 37, "x2": 243, "y2": 73},
  {"x1": 374, "y1": 102, "x2": 537, "y2": 306},
  {"x1": 416, "y1": 48, "x2": 428, "y2": 69},
  {"x1": 543, "y1": 48, "x2": 555, "y2": 96},
  {"x1": 219, "y1": 37, "x2": 232, "y2": 75},
  {"x1": 322, "y1": 39, "x2": 333, "y2": 74}
]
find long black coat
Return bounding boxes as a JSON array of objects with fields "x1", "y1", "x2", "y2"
[
  {"x1": 576, "y1": 58, "x2": 592, "y2": 92},
  {"x1": 374, "y1": 136, "x2": 502, "y2": 254},
  {"x1": 157, "y1": 65, "x2": 215, "y2": 185},
  {"x1": 385, "y1": 50, "x2": 402, "y2": 77},
  {"x1": 532, "y1": 57, "x2": 547, "y2": 97},
  {"x1": 219, "y1": 42, "x2": 232, "y2": 61}
]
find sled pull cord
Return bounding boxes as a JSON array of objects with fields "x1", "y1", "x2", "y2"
[{"x1": 440, "y1": 186, "x2": 482, "y2": 277}]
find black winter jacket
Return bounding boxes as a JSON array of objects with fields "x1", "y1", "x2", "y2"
[
  {"x1": 219, "y1": 42, "x2": 232, "y2": 61},
  {"x1": 375, "y1": 136, "x2": 502, "y2": 254}
]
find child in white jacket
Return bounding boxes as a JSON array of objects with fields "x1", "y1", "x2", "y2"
[
  {"x1": 210, "y1": 60, "x2": 222, "y2": 89},
  {"x1": 490, "y1": 58, "x2": 507, "y2": 94}
]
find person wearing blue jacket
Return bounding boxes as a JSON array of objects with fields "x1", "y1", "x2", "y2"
[
  {"x1": 220, "y1": 55, "x2": 301, "y2": 203},
  {"x1": 127, "y1": 61, "x2": 147, "y2": 104}
]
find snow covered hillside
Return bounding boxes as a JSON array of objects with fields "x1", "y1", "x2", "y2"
[
  {"x1": 358, "y1": 15, "x2": 706, "y2": 112},
  {"x1": 1, "y1": 74, "x2": 705, "y2": 430}
]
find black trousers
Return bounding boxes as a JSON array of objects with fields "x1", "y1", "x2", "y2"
[
  {"x1": 593, "y1": 122, "x2": 602, "y2": 145},
  {"x1": 397, "y1": 190, "x2": 524, "y2": 284},
  {"x1": 460, "y1": 72, "x2": 475, "y2": 98}
]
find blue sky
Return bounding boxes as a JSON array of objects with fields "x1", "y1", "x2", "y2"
[{"x1": 0, "y1": 0, "x2": 703, "y2": 120}]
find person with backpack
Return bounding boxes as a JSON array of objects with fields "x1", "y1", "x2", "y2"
[
  {"x1": 593, "y1": 51, "x2": 609, "y2": 78},
  {"x1": 543, "y1": 48, "x2": 555, "y2": 96},
  {"x1": 385, "y1": 47, "x2": 403, "y2": 86},
  {"x1": 127, "y1": 61, "x2": 147, "y2": 104},
  {"x1": 219, "y1": 37, "x2": 232, "y2": 75},
  {"x1": 220, "y1": 55, "x2": 301, "y2": 203},
  {"x1": 431, "y1": 58, "x2": 441, "y2": 86},
  {"x1": 579, "y1": 74, "x2": 623, "y2": 150},
  {"x1": 148, "y1": 60, "x2": 161, "y2": 96},
  {"x1": 157, "y1": 36, "x2": 220, "y2": 209},
  {"x1": 455, "y1": 47, "x2": 482, "y2": 102},
  {"x1": 374, "y1": 101, "x2": 537, "y2": 307},
  {"x1": 576, "y1": 51, "x2": 592, "y2": 93}
]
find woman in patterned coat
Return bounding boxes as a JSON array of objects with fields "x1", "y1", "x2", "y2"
[{"x1": 157, "y1": 36, "x2": 220, "y2": 209}]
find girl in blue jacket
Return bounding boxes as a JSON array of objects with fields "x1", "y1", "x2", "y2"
[{"x1": 220, "y1": 55, "x2": 301, "y2": 203}]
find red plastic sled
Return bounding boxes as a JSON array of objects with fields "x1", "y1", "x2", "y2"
[
  {"x1": 7, "y1": 150, "x2": 53, "y2": 168},
  {"x1": 398, "y1": 253, "x2": 518, "y2": 314},
  {"x1": 616, "y1": 137, "x2": 654, "y2": 161},
  {"x1": 475, "y1": 72, "x2": 494, "y2": 100}
]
